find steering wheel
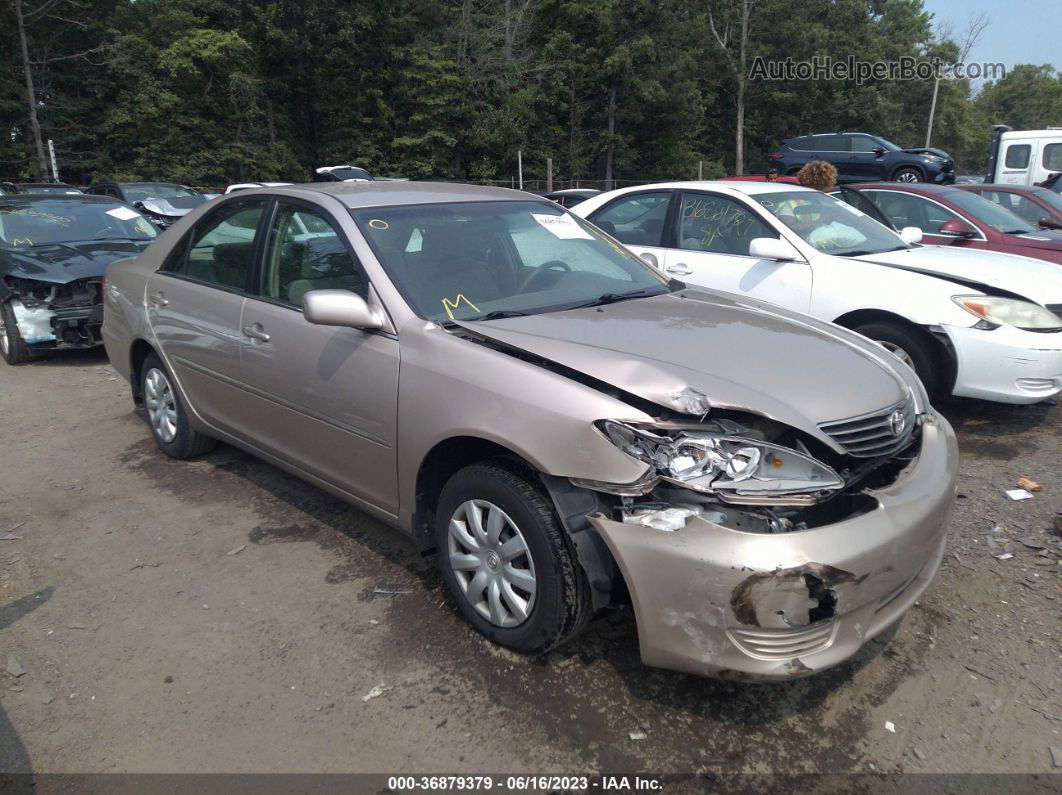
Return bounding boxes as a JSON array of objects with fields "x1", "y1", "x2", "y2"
[{"x1": 518, "y1": 260, "x2": 571, "y2": 292}]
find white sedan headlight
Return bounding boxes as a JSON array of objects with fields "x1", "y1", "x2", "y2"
[
  {"x1": 598, "y1": 421, "x2": 843, "y2": 504},
  {"x1": 952, "y1": 295, "x2": 1062, "y2": 331}
]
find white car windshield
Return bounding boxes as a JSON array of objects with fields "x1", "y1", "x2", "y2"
[
  {"x1": 756, "y1": 191, "x2": 907, "y2": 256},
  {"x1": 353, "y1": 200, "x2": 672, "y2": 322}
]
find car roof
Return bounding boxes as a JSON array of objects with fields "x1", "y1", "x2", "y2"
[
  {"x1": 246, "y1": 181, "x2": 551, "y2": 208},
  {"x1": 848, "y1": 182, "x2": 962, "y2": 197}
]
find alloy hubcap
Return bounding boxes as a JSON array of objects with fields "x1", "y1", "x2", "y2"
[
  {"x1": 897, "y1": 172, "x2": 919, "y2": 182},
  {"x1": 878, "y1": 340, "x2": 915, "y2": 369},
  {"x1": 144, "y1": 367, "x2": 178, "y2": 444},
  {"x1": 447, "y1": 499, "x2": 537, "y2": 628},
  {"x1": 0, "y1": 315, "x2": 8, "y2": 355}
]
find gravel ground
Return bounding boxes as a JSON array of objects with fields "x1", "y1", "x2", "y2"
[{"x1": 0, "y1": 348, "x2": 1060, "y2": 776}]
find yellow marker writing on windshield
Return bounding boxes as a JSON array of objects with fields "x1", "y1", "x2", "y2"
[{"x1": 441, "y1": 294, "x2": 479, "y2": 320}]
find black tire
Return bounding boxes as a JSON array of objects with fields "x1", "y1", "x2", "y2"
[
  {"x1": 853, "y1": 321, "x2": 942, "y2": 399},
  {"x1": 140, "y1": 352, "x2": 216, "y2": 459},
  {"x1": 892, "y1": 166, "x2": 924, "y2": 183},
  {"x1": 435, "y1": 460, "x2": 592, "y2": 654},
  {"x1": 0, "y1": 301, "x2": 34, "y2": 365}
]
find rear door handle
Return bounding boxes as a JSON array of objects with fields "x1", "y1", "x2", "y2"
[
  {"x1": 148, "y1": 291, "x2": 168, "y2": 307},
  {"x1": 665, "y1": 263, "x2": 693, "y2": 275},
  {"x1": 242, "y1": 324, "x2": 271, "y2": 343}
]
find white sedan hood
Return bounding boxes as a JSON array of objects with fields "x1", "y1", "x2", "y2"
[{"x1": 853, "y1": 245, "x2": 1062, "y2": 305}]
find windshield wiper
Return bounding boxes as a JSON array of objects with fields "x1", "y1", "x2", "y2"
[
  {"x1": 1003, "y1": 229, "x2": 1031, "y2": 235},
  {"x1": 566, "y1": 287, "x2": 666, "y2": 310},
  {"x1": 472, "y1": 310, "x2": 531, "y2": 321}
]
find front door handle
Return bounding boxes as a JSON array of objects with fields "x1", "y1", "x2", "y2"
[
  {"x1": 242, "y1": 324, "x2": 271, "y2": 343},
  {"x1": 148, "y1": 291, "x2": 168, "y2": 307},
  {"x1": 665, "y1": 263, "x2": 693, "y2": 275}
]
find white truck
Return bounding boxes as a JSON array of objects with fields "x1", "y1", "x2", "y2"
[{"x1": 984, "y1": 125, "x2": 1062, "y2": 186}]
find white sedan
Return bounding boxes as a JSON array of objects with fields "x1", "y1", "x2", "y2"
[{"x1": 572, "y1": 181, "x2": 1062, "y2": 404}]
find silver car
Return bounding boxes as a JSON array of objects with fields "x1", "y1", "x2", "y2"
[{"x1": 102, "y1": 182, "x2": 958, "y2": 680}]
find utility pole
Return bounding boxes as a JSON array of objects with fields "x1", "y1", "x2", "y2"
[
  {"x1": 925, "y1": 75, "x2": 940, "y2": 148},
  {"x1": 517, "y1": 149, "x2": 523, "y2": 190},
  {"x1": 546, "y1": 157, "x2": 553, "y2": 193},
  {"x1": 698, "y1": 160, "x2": 703, "y2": 180}
]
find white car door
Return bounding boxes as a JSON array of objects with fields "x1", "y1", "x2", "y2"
[
  {"x1": 585, "y1": 190, "x2": 673, "y2": 270},
  {"x1": 661, "y1": 190, "x2": 813, "y2": 314}
]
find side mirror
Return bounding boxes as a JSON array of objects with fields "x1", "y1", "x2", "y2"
[
  {"x1": 302, "y1": 289, "x2": 383, "y2": 330},
  {"x1": 937, "y1": 219, "x2": 977, "y2": 238},
  {"x1": 873, "y1": 146, "x2": 886, "y2": 157},
  {"x1": 749, "y1": 237, "x2": 801, "y2": 261},
  {"x1": 639, "y1": 252, "x2": 659, "y2": 269},
  {"x1": 1038, "y1": 215, "x2": 1062, "y2": 231},
  {"x1": 899, "y1": 226, "x2": 923, "y2": 244}
]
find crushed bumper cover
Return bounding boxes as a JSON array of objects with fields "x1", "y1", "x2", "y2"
[{"x1": 590, "y1": 418, "x2": 958, "y2": 680}]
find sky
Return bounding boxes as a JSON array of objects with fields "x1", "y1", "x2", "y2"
[{"x1": 922, "y1": 0, "x2": 1058, "y2": 79}]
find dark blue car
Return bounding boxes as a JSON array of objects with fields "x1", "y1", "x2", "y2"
[{"x1": 768, "y1": 132, "x2": 955, "y2": 184}]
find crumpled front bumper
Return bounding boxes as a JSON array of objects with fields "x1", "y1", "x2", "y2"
[{"x1": 589, "y1": 417, "x2": 958, "y2": 680}]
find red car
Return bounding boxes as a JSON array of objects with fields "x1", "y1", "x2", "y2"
[
  {"x1": 956, "y1": 184, "x2": 1062, "y2": 231},
  {"x1": 842, "y1": 182, "x2": 1062, "y2": 266}
]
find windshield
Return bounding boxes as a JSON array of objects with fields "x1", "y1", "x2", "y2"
[
  {"x1": 21, "y1": 184, "x2": 82, "y2": 195},
  {"x1": 122, "y1": 184, "x2": 198, "y2": 202},
  {"x1": 756, "y1": 190, "x2": 906, "y2": 256},
  {"x1": 945, "y1": 189, "x2": 1034, "y2": 233},
  {"x1": 352, "y1": 200, "x2": 672, "y2": 322},
  {"x1": 875, "y1": 137, "x2": 902, "y2": 152},
  {"x1": 326, "y1": 167, "x2": 372, "y2": 181},
  {"x1": 0, "y1": 199, "x2": 158, "y2": 248}
]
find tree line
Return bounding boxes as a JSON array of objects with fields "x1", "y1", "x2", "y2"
[{"x1": 2, "y1": 0, "x2": 1061, "y2": 189}]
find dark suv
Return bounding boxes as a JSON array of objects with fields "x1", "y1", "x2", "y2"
[{"x1": 768, "y1": 132, "x2": 955, "y2": 184}]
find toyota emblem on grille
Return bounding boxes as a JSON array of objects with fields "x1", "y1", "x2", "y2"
[{"x1": 889, "y1": 409, "x2": 906, "y2": 437}]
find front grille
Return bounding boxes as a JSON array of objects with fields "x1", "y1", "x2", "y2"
[
  {"x1": 818, "y1": 398, "x2": 916, "y2": 458},
  {"x1": 728, "y1": 621, "x2": 835, "y2": 660}
]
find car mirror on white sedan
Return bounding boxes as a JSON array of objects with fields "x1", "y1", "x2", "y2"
[
  {"x1": 749, "y1": 237, "x2": 801, "y2": 261},
  {"x1": 302, "y1": 289, "x2": 383, "y2": 330},
  {"x1": 900, "y1": 226, "x2": 923, "y2": 244}
]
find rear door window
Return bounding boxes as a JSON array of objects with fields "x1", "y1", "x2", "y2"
[
  {"x1": 589, "y1": 191, "x2": 672, "y2": 246},
  {"x1": 1044, "y1": 143, "x2": 1062, "y2": 171},
  {"x1": 165, "y1": 199, "x2": 265, "y2": 291}
]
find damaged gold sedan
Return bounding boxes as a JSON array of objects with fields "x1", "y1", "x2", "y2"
[{"x1": 102, "y1": 182, "x2": 957, "y2": 680}]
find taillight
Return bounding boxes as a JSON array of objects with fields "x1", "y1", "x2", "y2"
[{"x1": 768, "y1": 153, "x2": 783, "y2": 160}]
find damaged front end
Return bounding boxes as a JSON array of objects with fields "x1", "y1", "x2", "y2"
[
  {"x1": 576, "y1": 403, "x2": 958, "y2": 680},
  {"x1": 1, "y1": 275, "x2": 104, "y2": 349}
]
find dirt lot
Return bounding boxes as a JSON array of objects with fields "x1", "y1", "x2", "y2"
[{"x1": 1, "y1": 347, "x2": 1060, "y2": 776}]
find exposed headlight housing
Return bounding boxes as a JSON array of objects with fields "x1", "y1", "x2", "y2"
[
  {"x1": 596, "y1": 420, "x2": 843, "y2": 505},
  {"x1": 952, "y1": 295, "x2": 1062, "y2": 331}
]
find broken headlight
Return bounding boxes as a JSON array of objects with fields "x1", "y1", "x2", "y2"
[{"x1": 598, "y1": 420, "x2": 843, "y2": 504}]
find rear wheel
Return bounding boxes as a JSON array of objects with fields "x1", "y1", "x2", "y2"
[
  {"x1": 140, "y1": 352, "x2": 216, "y2": 458},
  {"x1": 893, "y1": 167, "x2": 923, "y2": 183},
  {"x1": 435, "y1": 461, "x2": 592, "y2": 654},
  {"x1": 853, "y1": 321, "x2": 941, "y2": 399},
  {"x1": 0, "y1": 302, "x2": 33, "y2": 365}
]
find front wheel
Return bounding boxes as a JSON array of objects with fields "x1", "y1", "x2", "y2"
[
  {"x1": 140, "y1": 352, "x2": 216, "y2": 458},
  {"x1": 853, "y1": 321, "x2": 941, "y2": 399},
  {"x1": 435, "y1": 461, "x2": 591, "y2": 654},
  {"x1": 0, "y1": 301, "x2": 34, "y2": 365},
  {"x1": 893, "y1": 167, "x2": 923, "y2": 183}
]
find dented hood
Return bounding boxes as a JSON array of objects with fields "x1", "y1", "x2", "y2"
[
  {"x1": 0, "y1": 239, "x2": 151, "y2": 284},
  {"x1": 462, "y1": 288, "x2": 909, "y2": 431},
  {"x1": 853, "y1": 245, "x2": 1062, "y2": 304}
]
